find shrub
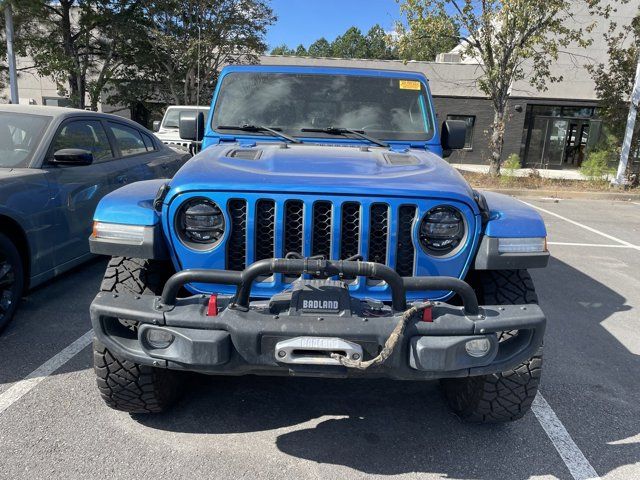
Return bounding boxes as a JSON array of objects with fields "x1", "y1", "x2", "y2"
[
  {"x1": 503, "y1": 154, "x2": 521, "y2": 176},
  {"x1": 581, "y1": 150, "x2": 615, "y2": 181},
  {"x1": 499, "y1": 154, "x2": 521, "y2": 186}
]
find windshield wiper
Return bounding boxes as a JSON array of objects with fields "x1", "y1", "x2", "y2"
[
  {"x1": 300, "y1": 127, "x2": 389, "y2": 147},
  {"x1": 217, "y1": 124, "x2": 302, "y2": 144}
]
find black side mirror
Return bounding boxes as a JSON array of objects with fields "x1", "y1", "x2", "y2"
[
  {"x1": 179, "y1": 111, "x2": 205, "y2": 142},
  {"x1": 51, "y1": 148, "x2": 94, "y2": 165},
  {"x1": 152, "y1": 120, "x2": 161, "y2": 132},
  {"x1": 441, "y1": 120, "x2": 467, "y2": 158}
]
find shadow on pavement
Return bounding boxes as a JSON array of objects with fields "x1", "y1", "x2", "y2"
[{"x1": 531, "y1": 256, "x2": 640, "y2": 478}]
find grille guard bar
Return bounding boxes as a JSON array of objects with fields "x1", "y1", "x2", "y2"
[{"x1": 160, "y1": 258, "x2": 480, "y2": 315}]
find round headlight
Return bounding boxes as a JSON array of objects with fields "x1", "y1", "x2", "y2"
[
  {"x1": 419, "y1": 206, "x2": 465, "y2": 255},
  {"x1": 178, "y1": 198, "x2": 225, "y2": 246}
]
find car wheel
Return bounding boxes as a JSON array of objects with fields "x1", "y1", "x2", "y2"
[
  {"x1": 0, "y1": 233, "x2": 24, "y2": 333},
  {"x1": 440, "y1": 270, "x2": 543, "y2": 423},
  {"x1": 94, "y1": 257, "x2": 182, "y2": 413}
]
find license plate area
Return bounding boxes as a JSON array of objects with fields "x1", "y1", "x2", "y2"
[{"x1": 274, "y1": 336, "x2": 363, "y2": 366}]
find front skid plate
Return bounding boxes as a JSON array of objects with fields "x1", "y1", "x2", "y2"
[{"x1": 90, "y1": 292, "x2": 546, "y2": 380}]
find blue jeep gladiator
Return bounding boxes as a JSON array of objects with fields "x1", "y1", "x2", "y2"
[{"x1": 89, "y1": 65, "x2": 549, "y2": 423}]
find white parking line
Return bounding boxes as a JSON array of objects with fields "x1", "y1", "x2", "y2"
[
  {"x1": 547, "y1": 242, "x2": 631, "y2": 248},
  {"x1": 0, "y1": 330, "x2": 93, "y2": 415},
  {"x1": 521, "y1": 201, "x2": 640, "y2": 250},
  {"x1": 533, "y1": 394, "x2": 601, "y2": 480}
]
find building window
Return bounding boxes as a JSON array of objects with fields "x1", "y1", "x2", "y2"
[{"x1": 446, "y1": 114, "x2": 475, "y2": 149}]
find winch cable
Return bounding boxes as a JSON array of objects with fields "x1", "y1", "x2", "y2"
[{"x1": 330, "y1": 302, "x2": 430, "y2": 370}]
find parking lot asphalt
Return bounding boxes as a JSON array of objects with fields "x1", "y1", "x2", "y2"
[{"x1": 0, "y1": 196, "x2": 638, "y2": 480}]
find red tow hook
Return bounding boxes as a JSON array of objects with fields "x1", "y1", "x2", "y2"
[
  {"x1": 207, "y1": 294, "x2": 219, "y2": 316},
  {"x1": 421, "y1": 303, "x2": 433, "y2": 322}
]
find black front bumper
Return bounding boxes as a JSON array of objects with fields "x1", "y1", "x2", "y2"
[{"x1": 90, "y1": 259, "x2": 546, "y2": 380}]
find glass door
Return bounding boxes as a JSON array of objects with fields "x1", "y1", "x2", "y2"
[
  {"x1": 524, "y1": 117, "x2": 569, "y2": 168},
  {"x1": 545, "y1": 119, "x2": 569, "y2": 167}
]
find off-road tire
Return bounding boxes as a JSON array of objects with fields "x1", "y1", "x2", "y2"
[
  {"x1": 100, "y1": 256, "x2": 171, "y2": 296},
  {"x1": 441, "y1": 269, "x2": 543, "y2": 423},
  {"x1": 94, "y1": 339, "x2": 182, "y2": 413},
  {"x1": 94, "y1": 257, "x2": 182, "y2": 413},
  {"x1": 0, "y1": 233, "x2": 24, "y2": 334}
]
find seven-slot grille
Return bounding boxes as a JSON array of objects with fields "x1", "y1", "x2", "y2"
[{"x1": 226, "y1": 198, "x2": 417, "y2": 277}]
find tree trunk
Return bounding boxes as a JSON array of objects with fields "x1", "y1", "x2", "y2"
[
  {"x1": 489, "y1": 107, "x2": 506, "y2": 177},
  {"x1": 60, "y1": 1, "x2": 85, "y2": 109}
]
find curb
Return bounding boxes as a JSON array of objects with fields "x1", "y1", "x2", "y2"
[{"x1": 475, "y1": 188, "x2": 640, "y2": 201}]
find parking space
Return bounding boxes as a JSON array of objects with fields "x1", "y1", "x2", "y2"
[{"x1": 0, "y1": 196, "x2": 638, "y2": 480}]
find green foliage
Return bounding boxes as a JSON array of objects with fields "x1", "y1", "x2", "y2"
[
  {"x1": 498, "y1": 153, "x2": 521, "y2": 185},
  {"x1": 331, "y1": 27, "x2": 369, "y2": 58},
  {"x1": 307, "y1": 37, "x2": 332, "y2": 57},
  {"x1": 363, "y1": 25, "x2": 397, "y2": 59},
  {"x1": 581, "y1": 149, "x2": 616, "y2": 181},
  {"x1": 133, "y1": 0, "x2": 276, "y2": 106},
  {"x1": 271, "y1": 24, "x2": 398, "y2": 60},
  {"x1": 17, "y1": 0, "x2": 139, "y2": 109},
  {"x1": 394, "y1": 13, "x2": 459, "y2": 61},
  {"x1": 270, "y1": 44, "x2": 295, "y2": 55},
  {"x1": 503, "y1": 154, "x2": 521, "y2": 175}
]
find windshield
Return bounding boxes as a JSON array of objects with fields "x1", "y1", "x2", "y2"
[
  {"x1": 162, "y1": 107, "x2": 210, "y2": 129},
  {"x1": 0, "y1": 112, "x2": 50, "y2": 168},
  {"x1": 212, "y1": 72, "x2": 434, "y2": 142}
]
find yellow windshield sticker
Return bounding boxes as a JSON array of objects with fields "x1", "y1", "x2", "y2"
[{"x1": 399, "y1": 80, "x2": 421, "y2": 90}]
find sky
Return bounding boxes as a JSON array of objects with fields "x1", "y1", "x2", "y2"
[{"x1": 265, "y1": 0, "x2": 403, "y2": 50}]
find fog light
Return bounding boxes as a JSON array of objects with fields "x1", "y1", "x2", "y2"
[
  {"x1": 146, "y1": 329, "x2": 174, "y2": 349},
  {"x1": 465, "y1": 338, "x2": 491, "y2": 358}
]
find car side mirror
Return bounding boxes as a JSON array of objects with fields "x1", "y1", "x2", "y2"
[
  {"x1": 152, "y1": 120, "x2": 161, "y2": 132},
  {"x1": 51, "y1": 148, "x2": 94, "y2": 165},
  {"x1": 179, "y1": 111, "x2": 205, "y2": 142},
  {"x1": 441, "y1": 120, "x2": 467, "y2": 158}
]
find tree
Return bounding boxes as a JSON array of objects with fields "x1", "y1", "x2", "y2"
[
  {"x1": 586, "y1": 8, "x2": 640, "y2": 176},
  {"x1": 394, "y1": 13, "x2": 459, "y2": 61},
  {"x1": 271, "y1": 43, "x2": 295, "y2": 55},
  {"x1": 18, "y1": 0, "x2": 141, "y2": 110},
  {"x1": 137, "y1": 0, "x2": 275, "y2": 106},
  {"x1": 400, "y1": 0, "x2": 600, "y2": 176},
  {"x1": 364, "y1": 24, "x2": 397, "y2": 59},
  {"x1": 308, "y1": 37, "x2": 332, "y2": 57},
  {"x1": 271, "y1": 25, "x2": 401, "y2": 61},
  {"x1": 331, "y1": 26, "x2": 368, "y2": 58}
]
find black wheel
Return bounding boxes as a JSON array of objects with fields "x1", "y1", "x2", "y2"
[
  {"x1": 0, "y1": 233, "x2": 24, "y2": 333},
  {"x1": 94, "y1": 257, "x2": 182, "y2": 413},
  {"x1": 441, "y1": 270, "x2": 543, "y2": 423}
]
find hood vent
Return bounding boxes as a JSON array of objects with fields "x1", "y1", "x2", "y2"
[
  {"x1": 228, "y1": 149, "x2": 262, "y2": 160},
  {"x1": 384, "y1": 153, "x2": 419, "y2": 166}
]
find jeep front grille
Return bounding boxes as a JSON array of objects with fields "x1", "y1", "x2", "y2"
[
  {"x1": 312, "y1": 201, "x2": 332, "y2": 259},
  {"x1": 227, "y1": 199, "x2": 247, "y2": 271},
  {"x1": 225, "y1": 197, "x2": 416, "y2": 277},
  {"x1": 396, "y1": 205, "x2": 417, "y2": 277}
]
